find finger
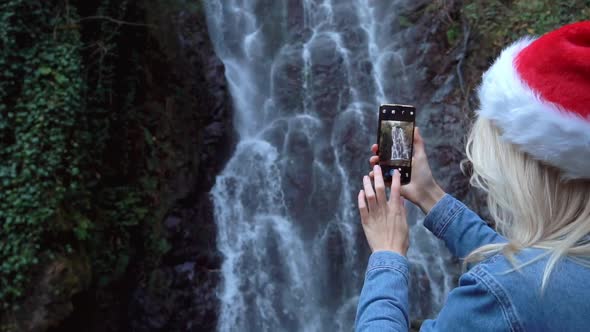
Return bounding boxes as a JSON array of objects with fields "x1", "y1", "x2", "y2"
[
  {"x1": 358, "y1": 190, "x2": 369, "y2": 224},
  {"x1": 389, "y1": 170, "x2": 402, "y2": 212},
  {"x1": 373, "y1": 165, "x2": 386, "y2": 206},
  {"x1": 370, "y1": 171, "x2": 391, "y2": 183},
  {"x1": 414, "y1": 127, "x2": 422, "y2": 144},
  {"x1": 369, "y1": 155, "x2": 379, "y2": 167},
  {"x1": 363, "y1": 175, "x2": 378, "y2": 212},
  {"x1": 371, "y1": 144, "x2": 378, "y2": 154}
]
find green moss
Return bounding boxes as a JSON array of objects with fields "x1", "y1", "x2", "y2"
[
  {"x1": 0, "y1": 323, "x2": 18, "y2": 332},
  {"x1": 446, "y1": 22, "x2": 461, "y2": 45},
  {"x1": 0, "y1": 0, "x2": 84, "y2": 308},
  {"x1": 398, "y1": 15, "x2": 414, "y2": 29},
  {"x1": 463, "y1": 0, "x2": 590, "y2": 48},
  {"x1": 0, "y1": 0, "x2": 170, "y2": 312}
]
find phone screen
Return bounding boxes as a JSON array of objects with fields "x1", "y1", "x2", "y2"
[{"x1": 377, "y1": 104, "x2": 416, "y2": 184}]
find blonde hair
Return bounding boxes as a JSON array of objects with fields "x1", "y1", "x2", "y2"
[{"x1": 462, "y1": 116, "x2": 590, "y2": 289}]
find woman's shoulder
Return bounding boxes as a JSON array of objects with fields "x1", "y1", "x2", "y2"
[
  {"x1": 469, "y1": 247, "x2": 590, "y2": 294},
  {"x1": 464, "y1": 248, "x2": 590, "y2": 331},
  {"x1": 471, "y1": 247, "x2": 590, "y2": 279}
]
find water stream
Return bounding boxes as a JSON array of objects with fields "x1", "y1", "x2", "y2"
[{"x1": 205, "y1": 1, "x2": 457, "y2": 331}]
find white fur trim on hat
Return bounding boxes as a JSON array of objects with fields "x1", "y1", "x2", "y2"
[{"x1": 477, "y1": 38, "x2": 590, "y2": 180}]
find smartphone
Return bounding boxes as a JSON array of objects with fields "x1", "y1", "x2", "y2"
[{"x1": 376, "y1": 104, "x2": 416, "y2": 185}]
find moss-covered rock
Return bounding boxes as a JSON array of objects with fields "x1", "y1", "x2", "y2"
[{"x1": 1, "y1": 255, "x2": 91, "y2": 332}]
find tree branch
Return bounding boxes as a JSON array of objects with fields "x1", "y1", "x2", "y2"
[{"x1": 77, "y1": 16, "x2": 156, "y2": 28}]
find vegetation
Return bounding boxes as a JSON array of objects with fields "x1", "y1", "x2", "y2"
[
  {"x1": 0, "y1": 0, "x2": 171, "y2": 314},
  {"x1": 463, "y1": 0, "x2": 590, "y2": 48}
]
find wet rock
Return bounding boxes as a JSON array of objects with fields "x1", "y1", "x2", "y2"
[
  {"x1": 130, "y1": 194, "x2": 222, "y2": 332},
  {"x1": 127, "y1": 4, "x2": 234, "y2": 332},
  {"x1": 174, "y1": 263, "x2": 195, "y2": 281},
  {"x1": 204, "y1": 122, "x2": 225, "y2": 141},
  {"x1": 164, "y1": 215, "x2": 182, "y2": 230},
  {"x1": 271, "y1": 44, "x2": 305, "y2": 117},
  {"x1": 431, "y1": 75, "x2": 457, "y2": 103},
  {"x1": 5, "y1": 256, "x2": 91, "y2": 332}
]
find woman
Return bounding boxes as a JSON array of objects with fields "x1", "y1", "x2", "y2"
[{"x1": 355, "y1": 21, "x2": 590, "y2": 331}]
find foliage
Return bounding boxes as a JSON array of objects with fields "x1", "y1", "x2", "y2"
[
  {"x1": 463, "y1": 0, "x2": 590, "y2": 47},
  {"x1": 0, "y1": 0, "x2": 169, "y2": 312},
  {"x1": 460, "y1": 0, "x2": 590, "y2": 73},
  {"x1": 0, "y1": 0, "x2": 83, "y2": 307},
  {"x1": 446, "y1": 22, "x2": 461, "y2": 45}
]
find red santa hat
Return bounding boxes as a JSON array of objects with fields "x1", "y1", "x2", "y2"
[{"x1": 477, "y1": 21, "x2": 590, "y2": 179}]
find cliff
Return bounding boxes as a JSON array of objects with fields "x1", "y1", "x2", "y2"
[{"x1": 1, "y1": 1, "x2": 233, "y2": 331}]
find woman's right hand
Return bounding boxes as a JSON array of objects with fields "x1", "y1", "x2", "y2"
[{"x1": 369, "y1": 127, "x2": 446, "y2": 214}]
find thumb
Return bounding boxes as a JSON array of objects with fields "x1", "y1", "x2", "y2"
[
  {"x1": 400, "y1": 181, "x2": 411, "y2": 198},
  {"x1": 413, "y1": 127, "x2": 425, "y2": 156}
]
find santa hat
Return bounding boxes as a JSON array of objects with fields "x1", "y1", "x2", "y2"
[{"x1": 477, "y1": 21, "x2": 590, "y2": 179}]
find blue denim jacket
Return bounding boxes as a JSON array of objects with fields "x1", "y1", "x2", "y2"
[{"x1": 355, "y1": 194, "x2": 590, "y2": 331}]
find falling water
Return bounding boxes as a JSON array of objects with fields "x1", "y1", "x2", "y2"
[
  {"x1": 391, "y1": 126, "x2": 410, "y2": 161},
  {"x1": 205, "y1": 1, "x2": 458, "y2": 331}
]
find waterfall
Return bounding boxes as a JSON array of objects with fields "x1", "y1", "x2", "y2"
[
  {"x1": 205, "y1": 1, "x2": 458, "y2": 331},
  {"x1": 391, "y1": 126, "x2": 410, "y2": 161}
]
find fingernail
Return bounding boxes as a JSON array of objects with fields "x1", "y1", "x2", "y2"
[{"x1": 374, "y1": 164, "x2": 379, "y2": 172}]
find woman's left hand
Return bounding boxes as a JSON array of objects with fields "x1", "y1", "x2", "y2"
[{"x1": 358, "y1": 165, "x2": 409, "y2": 256}]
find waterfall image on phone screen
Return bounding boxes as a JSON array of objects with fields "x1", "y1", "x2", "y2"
[
  {"x1": 379, "y1": 120, "x2": 412, "y2": 167},
  {"x1": 204, "y1": 1, "x2": 458, "y2": 331},
  {"x1": 391, "y1": 126, "x2": 409, "y2": 160}
]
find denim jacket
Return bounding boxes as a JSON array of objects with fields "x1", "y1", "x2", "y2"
[{"x1": 355, "y1": 194, "x2": 590, "y2": 331}]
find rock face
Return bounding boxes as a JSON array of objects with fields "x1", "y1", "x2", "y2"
[
  {"x1": 127, "y1": 7, "x2": 234, "y2": 332},
  {"x1": 412, "y1": 3, "x2": 489, "y2": 215},
  {"x1": 7, "y1": 256, "x2": 91, "y2": 332},
  {"x1": 7, "y1": 3, "x2": 232, "y2": 331}
]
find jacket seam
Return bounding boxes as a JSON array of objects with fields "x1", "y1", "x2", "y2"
[
  {"x1": 470, "y1": 266, "x2": 525, "y2": 332},
  {"x1": 436, "y1": 201, "x2": 466, "y2": 238},
  {"x1": 366, "y1": 266, "x2": 409, "y2": 283}
]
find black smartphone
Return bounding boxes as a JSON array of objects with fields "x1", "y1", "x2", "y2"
[{"x1": 376, "y1": 104, "x2": 416, "y2": 185}]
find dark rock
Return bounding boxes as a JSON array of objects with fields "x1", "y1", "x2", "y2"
[
  {"x1": 174, "y1": 263, "x2": 195, "y2": 281},
  {"x1": 164, "y1": 215, "x2": 182, "y2": 230},
  {"x1": 203, "y1": 122, "x2": 225, "y2": 144},
  {"x1": 127, "y1": 5, "x2": 234, "y2": 331},
  {"x1": 7, "y1": 256, "x2": 91, "y2": 332}
]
